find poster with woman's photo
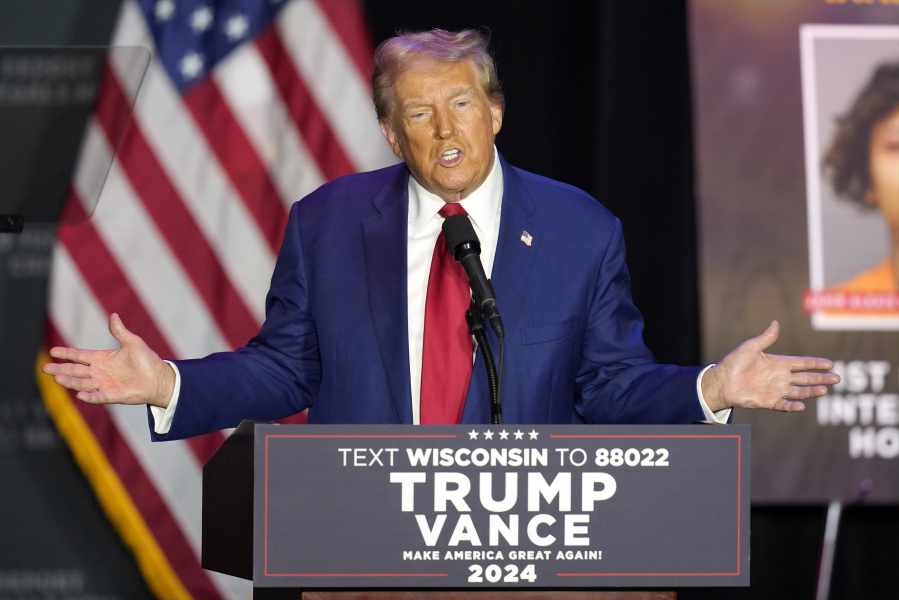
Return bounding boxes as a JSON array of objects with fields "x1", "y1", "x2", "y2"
[
  {"x1": 690, "y1": 0, "x2": 899, "y2": 503},
  {"x1": 802, "y1": 25, "x2": 899, "y2": 331}
]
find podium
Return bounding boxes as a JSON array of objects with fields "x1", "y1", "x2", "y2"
[{"x1": 203, "y1": 421, "x2": 750, "y2": 599}]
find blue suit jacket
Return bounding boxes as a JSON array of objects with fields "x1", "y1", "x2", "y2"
[{"x1": 154, "y1": 157, "x2": 705, "y2": 440}]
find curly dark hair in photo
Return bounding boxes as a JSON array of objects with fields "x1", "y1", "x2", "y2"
[{"x1": 823, "y1": 61, "x2": 899, "y2": 206}]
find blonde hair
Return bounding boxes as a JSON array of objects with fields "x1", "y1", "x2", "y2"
[{"x1": 371, "y1": 29, "x2": 504, "y2": 123}]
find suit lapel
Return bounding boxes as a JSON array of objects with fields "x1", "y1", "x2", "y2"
[
  {"x1": 361, "y1": 166, "x2": 414, "y2": 424},
  {"x1": 462, "y1": 158, "x2": 539, "y2": 423}
]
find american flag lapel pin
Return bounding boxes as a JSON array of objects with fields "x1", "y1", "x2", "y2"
[{"x1": 520, "y1": 230, "x2": 534, "y2": 246}]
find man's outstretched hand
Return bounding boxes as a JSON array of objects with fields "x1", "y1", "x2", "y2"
[
  {"x1": 702, "y1": 320, "x2": 840, "y2": 414},
  {"x1": 42, "y1": 313, "x2": 174, "y2": 408}
]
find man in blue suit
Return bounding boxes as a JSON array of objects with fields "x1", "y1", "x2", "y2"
[{"x1": 43, "y1": 30, "x2": 838, "y2": 438}]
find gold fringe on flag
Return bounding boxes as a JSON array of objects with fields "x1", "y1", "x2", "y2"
[{"x1": 36, "y1": 349, "x2": 193, "y2": 600}]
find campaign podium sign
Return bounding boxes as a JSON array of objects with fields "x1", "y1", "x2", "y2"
[{"x1": 203, "y1": 422, "x2": 750, "y2": 595}]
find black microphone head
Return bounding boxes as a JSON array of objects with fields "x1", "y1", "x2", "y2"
[{"x1": 442, "y1": 213, "x2": 481, "y2": 260}]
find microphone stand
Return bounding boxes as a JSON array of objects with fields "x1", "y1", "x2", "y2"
[{"x1": 466, "y1": 299, "x2": 504, "y2": 425}]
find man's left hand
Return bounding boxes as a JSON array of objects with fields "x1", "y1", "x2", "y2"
[{"x1": 701, "y1": 320, "x2": 840, "y2": 413}]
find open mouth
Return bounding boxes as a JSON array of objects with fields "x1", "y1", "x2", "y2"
[{"x1": 439, "y1": 148, "x2": 463, "y2": 165}]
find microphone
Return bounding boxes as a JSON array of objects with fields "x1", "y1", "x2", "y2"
[{"x1": 442, "y1": 214, "x2": 505, "y2": 339}]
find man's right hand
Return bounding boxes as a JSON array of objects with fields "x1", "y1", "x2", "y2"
[{"x1": 42, "y1": 313, "x2": 174, "y2": 408}]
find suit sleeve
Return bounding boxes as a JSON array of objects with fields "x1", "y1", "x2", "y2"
[
  {"x1": 150, "y1": 203, "x2": 320, "y2": 441},
  {"x1": 573, "y1": 218, "x2": 706, "y2": 424}
]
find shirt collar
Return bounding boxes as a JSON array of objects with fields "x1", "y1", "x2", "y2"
[{"x1": 408, "y1": 146, "x2": 503, "y2": 236}]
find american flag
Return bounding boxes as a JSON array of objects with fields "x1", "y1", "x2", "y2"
[{"x1": 37, "y1": 1, "x2": 395, "y2": 598}]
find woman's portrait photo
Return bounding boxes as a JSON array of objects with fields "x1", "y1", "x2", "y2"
[{"x1": 802, "y1": 25, "x2": 899, "y2": 330}]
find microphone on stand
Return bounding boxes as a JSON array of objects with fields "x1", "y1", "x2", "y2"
[
  {"x1": 441, "y1": 214, "x2": 504, "y2": 339},
  {"x1": 442, "y1": 214, "x2": 505, "y2": 424}
]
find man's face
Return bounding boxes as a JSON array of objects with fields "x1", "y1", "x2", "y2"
[
  {"x1": 867, "y1": 106, "x2": 899, "y2": 233},
  {"x1": 379, "y1": 57, "x2": 503, "y2": 203}
]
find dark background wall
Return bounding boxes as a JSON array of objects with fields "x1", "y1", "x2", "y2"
[{"x1": 0, "y1": 1, "x2": 895, "y2": 599}]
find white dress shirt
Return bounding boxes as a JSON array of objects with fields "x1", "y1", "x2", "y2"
[{"x1": 407, "y1": 148, "x2": 504, "y2": 424}]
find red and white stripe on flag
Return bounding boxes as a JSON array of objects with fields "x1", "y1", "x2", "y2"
[{"x1": 39, "y1": 1, "x2": 396, "y2": 598}]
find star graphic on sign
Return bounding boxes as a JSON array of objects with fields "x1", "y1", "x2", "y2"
[
  {"x1": 514, "y1": 430, "x2": 524, "y2": 440},
  {"x1": 225, "y1": 14, "x2": 250, "y2": 41},
  {"x1": 499, "y1": 430, "x2": 509, "y2": 440},
  {"x1": 155, "y1": 0, "x2": 175, "y2": 21},
  {"x1": 529, "y1": 430, "x2": 539, "y2": 440},
  {"x1": 468, "y1": 430, "x2": 479, "y2": 440},
  {"x1": 483, "y1": 430, "x2": 494, "y2": 440},
  {"x1": 190, "y1": 6, "x2": 214, "y2": 33},
  {"x1": 180, "y1": 51, "x2": 205, "y2": 80}
]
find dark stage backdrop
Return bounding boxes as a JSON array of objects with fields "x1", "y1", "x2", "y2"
[{"x1": 0, "y1": 1, "x2": 896, "y2": 599}]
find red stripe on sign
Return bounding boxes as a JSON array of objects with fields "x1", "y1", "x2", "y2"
[{"x1": 255, "y1": 26, "x2": 357, "y2": 181}]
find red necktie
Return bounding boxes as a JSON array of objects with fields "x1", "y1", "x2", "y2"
[{"x1": 420, "y1": 203, "x2": 472, "y2": 424}]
